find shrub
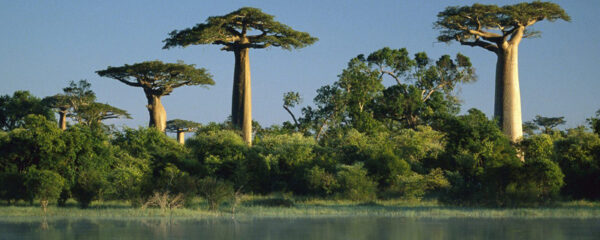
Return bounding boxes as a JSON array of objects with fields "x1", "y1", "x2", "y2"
[
  {"x1": 435, "y1": 109, "x2": 522, "y2": 206},
  {"x1": 24, "y1": 168, "x2": 65, "y2": 212},
  {"x1": 506, "y1": 158, "x2": 564, "y2": 205},
  {"x1": 186, "y1": 130, "x2": 247, "y2": 182},
  {"x1": 306, "y1": 166, "x2": 338, "y2": 196},
  {"x1": 387, "y1": 168, "x2": 450, "y2": 199},
  {"x1": 109, "y1": 163, "x2": 147, "y2": 207},
  {"x1": 336, "y1": 163, "x2": 377, "y2": 201},
  {"x1": 554, "y1": 129, "x2": 600, "y2": 200},
  {"x1": 71, "y1": 170, "x2": 106, "y2": 208},
  {"x1": 252, "y1": 133, "x2": 317, "y2": 193},
  {"x1": 197, "y1": 177, "x2": 233, "y2": 210}
]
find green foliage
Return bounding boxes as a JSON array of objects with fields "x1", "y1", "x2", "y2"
[
  {"x1": 306, "y1": 166, "x2": 338, "y2": 196},
  {"x1": 0, "y1": 91, "x2": 54, "y2": 131},
  {"x1": 197, "y1": 177, "x2": 233, "y2": 210},
  {"x1": 186, "y1": 129, "x2": 247, "y2": 180},
  {"x1": 71, "y1": 170, "x2": 106, "y2": 208},
  {"x1": 75, "y1": 102, "x2": 131, "y2": 126},
  {"x1": 435, "y1": 2, "x2": 570, "y2": 44},
  {"x1": 24, "y1": 168, "x2": 65, "y2": 210},
  {"x1": 390, "y1": 126, "x2": 446, "y2": 173},
  {"x1": 434, "y1": 109, "x2": 522, "y2": 205},
  {"x1": 44, "y1": 80, "x2": 129, "y2": 128},
  {"x1": 166, "y1": 119, "x2": 201, "y2": 133},
  {"x1": 371, "y1": 50, "x2": 475, "y2": 129},
  {"x1": 163, "y1": 7, "x2": 318, "y2": 51},
  {"x1": 336, "y1": 163, "x2": 377, "y2": 201},
  {"x1": 0, "y1": 115, "x2": 65, "y2": 173},
  {"x1": 252, "y1": 133, "x2": 317, "y2": 193},
  {"x1": 283, "y1": 92, "x2": 302, "y2": 108},
  {"x1": 96, "y1": 60, "x2": 214, "y2": 97},
  {"x1": 531, "y1": 115, "x2": 566, "y2": 134},
  {"x1": 507, "y1": 157, "x2": 564, "y2": 205},
  {"x1": 108, "y1": 157, "x2": 148, "y2": 207},
  {"x1": 113, "y1": 127, "x2": 185, "y2": 162},
  {"x1": 587, "y1": 110, "x2": 600, "y2": 135},
  {"x1": 387, "y1": 168, "x2": 450, "y2": 200},
  {"x1": 554, "y1": 128, "x2": 600, "y2": 200}
]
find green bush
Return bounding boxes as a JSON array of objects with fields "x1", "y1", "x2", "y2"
[
  {"x1": 24, "y1": 168, "x2": 64, "y2": 211},
  {"x1": 186, "y1": 129, "x2": 247, "y2": 182},
  {"x1": 252, "y1": 133, "x2": 317, "y2": 193},
  {"x1": 71, "y1": 170, "x2": 106, "y2": 208},
  {"x1": 506, "y1": 158, "x2": 564, "y2": 205},
  {"x1": 387, "y1": 168, "x2": 450, "y2": 200},
  {"x1": 435, "y1": 109, "x2": 522, "y2": 206},
  {"x1": 197, "y1": 177, "x2": 233, "y2": 210},
  {"x1": 554, "y1": 128, "x2": 600, "y2": 200},
  {"x1": 336, "y1": 163, "x2": 377, "y2": 201},
  {"x1": 306, "y1": 166, "x2": 338, "y2": 196}
]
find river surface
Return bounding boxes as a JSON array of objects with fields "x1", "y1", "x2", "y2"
[{"x1": 1, "y1": 217, "x2": 599, "y2": 240}]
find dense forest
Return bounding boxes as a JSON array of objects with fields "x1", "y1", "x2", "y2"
[{"x1": 1, "y1": 3, "x2": 599, "y2": 211}]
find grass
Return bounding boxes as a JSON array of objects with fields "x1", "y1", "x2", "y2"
[{"x1": 1, "y1": 196, "x2": 600, "y2": 220}]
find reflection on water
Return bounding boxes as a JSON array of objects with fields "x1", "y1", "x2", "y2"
[{"x1": 1, "y1": 217, "x2": 599, "y2": 240}]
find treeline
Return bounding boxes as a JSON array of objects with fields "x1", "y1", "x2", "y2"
[{"x1": 1, "y1": 47, "x2": 599, "y2": 210}]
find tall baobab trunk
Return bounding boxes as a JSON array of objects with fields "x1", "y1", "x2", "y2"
[
  {"x1": 146, "y1": 94, "x2": 167, "y2": 132},
  {"x1": 232, "y1": 46, "x2": 253, "y2": 145},
  {"x1": 177, "y1": 130, "x2": 185, "y2": 144},
  {"x1": 58, "y1": 110, "x2": 67, "y2": 131},
  {"x1": 494, "y1": 31, "x2": 523, "y2": 143}
]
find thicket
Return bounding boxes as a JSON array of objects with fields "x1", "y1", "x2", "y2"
[{"x1": 1, "y1": 48, "x2": 598, "y2": 209}]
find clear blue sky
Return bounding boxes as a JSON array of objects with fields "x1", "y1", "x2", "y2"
[{"x1": 1, "y1": 0, "x2": 598, "y2": 130}]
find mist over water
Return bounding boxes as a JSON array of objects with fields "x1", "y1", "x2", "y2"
[{"x1": 1, "y1": 217, "x2": 599, "y2": 240}]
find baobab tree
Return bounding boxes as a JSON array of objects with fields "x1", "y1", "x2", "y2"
[
  {"x1": 97, "y1": 61, "x2": 214, "y2": 132},
  {"x1": 43, "y1": 80, "x2": 103, "y2": 130},
  {"x1": 43, "y1": 94, "x2": 71, "y2": 130},
  {"x1": 166, "y1": 119, "x2": 201, "y2": 144},
  {"x1": 435, "y1": 2, "x2": 569, "y2": 142},
  {"x1": 163, "y1": 7, "x2": 317, "y2": 145}
]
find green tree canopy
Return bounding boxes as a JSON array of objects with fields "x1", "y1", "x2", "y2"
[
  {"x1": 75, "y1": 102, "x2": 131, "y2": 126},
  {"x1": 532, "y1": 115, "x2": 566, "y2": 134},
  {"x1": 435, "y1": 2, "x2": 570, "y2": 51},
  {"x1": 97, "y1": 61, "x2": 214, "y2": 132},
  {"x1": 163, "y1": 7, "x2": 317, "y2": 51},
  {"x1": 166, "y1": 119, "x2": 201, "y2": 133},
  {"x1": 0, "y1": 91, "x2": 54, "y2": 131},
  {"x1": 96, "y1": 61, "x2": 214, "y2": 97}
]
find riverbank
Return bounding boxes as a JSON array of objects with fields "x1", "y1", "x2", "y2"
[{"x1": 1, "y1": 197, "x2": 599, "y2": 219}]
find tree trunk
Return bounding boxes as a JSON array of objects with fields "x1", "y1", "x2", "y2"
[
  {"x1": 58, "y1": 111, "x2": 67, "y2": 131},
  {"x1": 495, "y1": 44, "x2": 523, "y2": 143},
  {"x1": 232, "y1": 47, "x2": 253, "y2": 145},
  {"x1": 177, "y1": 130, "x2": 185, "y2": 144},
  {"x1": 145, "y1": 93, "x2": 167, "y2": 132}
]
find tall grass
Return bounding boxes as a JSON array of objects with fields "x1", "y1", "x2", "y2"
[{"x1": 1, "y1": 196, "x2": 599, "y2": 219}]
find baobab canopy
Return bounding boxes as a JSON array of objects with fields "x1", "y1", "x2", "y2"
[
  {"x1": 162, "y1": 7, "x2": 318, "y2": 51},
  {"x1": 435, "y1": 2, "x2": 570, "y2": 50},
  {"x1": 96, "y1": 61, "x2": 214, "y2": 96},
  {"x1": 96, "y1": 61, "x2": 214, "y2": 132}
]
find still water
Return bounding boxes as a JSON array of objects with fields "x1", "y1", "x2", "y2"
[{"x1": 1, "y1": 217, "x2": 599, "y2": 240}]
